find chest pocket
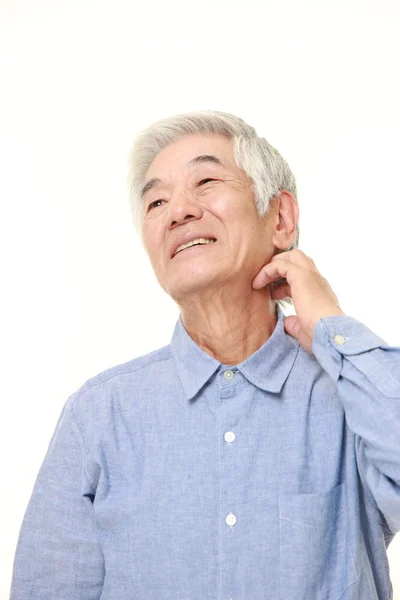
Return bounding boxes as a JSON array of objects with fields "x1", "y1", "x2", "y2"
[{"x1": 278, "y1": 482, "x2": 358, "y2": 600}]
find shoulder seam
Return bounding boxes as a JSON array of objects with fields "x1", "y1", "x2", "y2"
[{"x1": 73, "y1": 354, "x2": 173, "y2": 403}]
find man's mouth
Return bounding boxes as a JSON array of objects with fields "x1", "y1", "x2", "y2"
[{"x1": 173, "y1": 238, "x2": 217, "y2": 257}]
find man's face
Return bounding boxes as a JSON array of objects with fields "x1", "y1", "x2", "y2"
[{"x1": 141, "y1": 133, "x2": 276, "y2": 302}]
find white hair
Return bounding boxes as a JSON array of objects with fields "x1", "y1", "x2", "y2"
[{"x1": 127, "y1": 109, "x2": 299, "y2": 309}]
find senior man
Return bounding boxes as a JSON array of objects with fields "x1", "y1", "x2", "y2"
[{"x1": 10, "y1": 110, "x2": 400, "y2": 600}]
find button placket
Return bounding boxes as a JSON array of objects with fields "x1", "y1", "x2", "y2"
[{"x1": 221, "y1": 369, "x2": 239, "y2": 600}]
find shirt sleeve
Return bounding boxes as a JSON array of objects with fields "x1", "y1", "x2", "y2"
[
  {"x1": 311, "y1": 313, "x2": 400, "y2": 537},
  {"x1": 9, "y1": 394, "x2": 104, "y2": 599}
]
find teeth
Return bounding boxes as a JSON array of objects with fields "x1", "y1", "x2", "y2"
[{"x1": 175, "y1": 238, "x2": 216, "y2": 255}]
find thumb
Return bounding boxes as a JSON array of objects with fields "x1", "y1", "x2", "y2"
[
  {"x1": 283, "y1": 316, "x2": 313, "y2": 353},
  {"x1": 283, "y1": 315, "x2": 301, "y2": 339}
]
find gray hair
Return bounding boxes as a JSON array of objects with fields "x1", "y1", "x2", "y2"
[{"x1": 127, "y1": 109, "x2": 299, "y2": 310}]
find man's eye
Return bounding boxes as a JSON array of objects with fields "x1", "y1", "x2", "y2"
[
  {"x1": 148, "y1": 199, "x2": 165, "y2": 211},
  {"x1": 198, "y1": 178, "x2": 216, "y2": 186},
  {"x1": 147, "y1": 180, "x2": 216, "y2": 210}
]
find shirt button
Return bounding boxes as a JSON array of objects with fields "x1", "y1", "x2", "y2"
[
  {"x1": 225, "y1": 513, "x2": 237, "y2": 527},
  {"x1": 224, "y1": 370, "x2": 234, "y2": 380},
  {"x1": 334, "y1": 334, "x2": 346, "y2": 345},
  {"x1": 224, "y1": 431, "x2": 235, "y2": 443}
]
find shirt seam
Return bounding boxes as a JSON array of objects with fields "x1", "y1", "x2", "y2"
[
  {"x1": 73, "y1": 355, "x2": 174, "y2": 403},
  {"x1": 70, "y1": 396, "x2": 97, "y2": 492},
  {"x1": 69, "y1": 355, "x2": 175, "y2": 493}
]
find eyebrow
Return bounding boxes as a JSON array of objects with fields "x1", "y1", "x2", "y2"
[{"x1": 140, "y1": 154, "x2": 227, "y2": 199}]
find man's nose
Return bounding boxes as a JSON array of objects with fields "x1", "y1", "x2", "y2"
[{"x1": 167, "y1": 189, "x2": 203, "y2": 227}]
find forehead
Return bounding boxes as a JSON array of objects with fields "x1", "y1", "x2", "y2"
[{"x1": 145, "y1": 133, "x2": 235, "y2": 179}]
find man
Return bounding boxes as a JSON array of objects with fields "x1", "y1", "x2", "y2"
[{"x1": 10, "y1": 110, "x2": 400, "y2": 599}]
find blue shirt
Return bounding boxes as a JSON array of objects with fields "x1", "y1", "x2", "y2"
[{"x1": 9, "y1": 304, "x2": 400, "y2": 600}]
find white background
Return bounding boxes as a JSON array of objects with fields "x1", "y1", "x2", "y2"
[{"x1": 1, "y1": 0, "x2": 399, "y2": 597}]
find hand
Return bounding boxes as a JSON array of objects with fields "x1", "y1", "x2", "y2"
[{"x1": 251, "y1": 249, "x2": 345, "y2": 353}]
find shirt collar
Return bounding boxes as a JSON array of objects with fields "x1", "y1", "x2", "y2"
[{"x1": 170, "y1": 304, "x2": 300, "y2": 400}]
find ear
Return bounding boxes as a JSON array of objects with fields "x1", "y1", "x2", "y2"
[{"x1": 271, "y1": 190, "x2": 299, "y2": 250}]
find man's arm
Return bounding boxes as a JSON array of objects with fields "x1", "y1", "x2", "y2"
[
  {"x1": 9, "y1": 395, "x2": 104, "y2": 599},
  {"x1": 312, "y1": 313, "x2": 400, "y2": 537}
]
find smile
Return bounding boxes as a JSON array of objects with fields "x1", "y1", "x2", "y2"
[{"x1": 173, "y1": 241, "x2": 217, "y2": 257}]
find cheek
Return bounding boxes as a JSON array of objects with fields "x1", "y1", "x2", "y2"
[
  {"x1": 213, "y1": 184, "x2": 252, "y2": 212},
  {"x1": 143, "y1": 234, "x2": 163, "y2": 269},
  {"x1": 143, "y1": 221, "x2": 165, "y2": 246},
  {"x1": 209, "y1": 192, "x2": 245, "y2": 222}
]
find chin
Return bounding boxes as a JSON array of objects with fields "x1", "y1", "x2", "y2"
[{"x1": 165, "y1": 274, "x2": 219, "y2": 302}]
